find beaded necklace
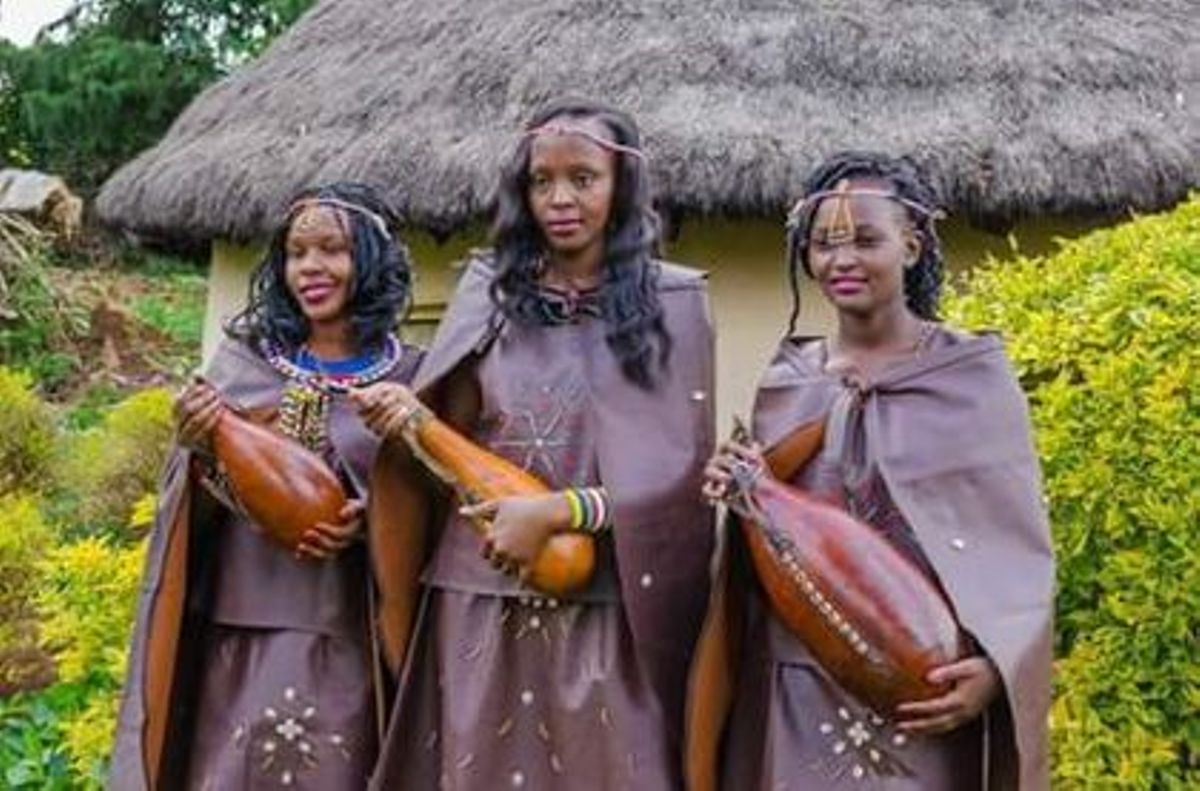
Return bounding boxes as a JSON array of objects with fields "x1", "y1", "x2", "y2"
[{"x1": 263, "y1": 333, "x2": 403, "y2": 453}]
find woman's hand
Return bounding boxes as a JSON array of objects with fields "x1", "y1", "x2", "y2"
[
  {"x1": 174, "y1": 378, "x2": 224, "y2": 453},
  {"x1": 460, "y1": 493, "x2": 573, "y2": 578},
  {"x1": 894, "y1": 656, "x2": 1001, "y2": 735},
  {"x1": 702, "y1": 438, "x2": 767, "y2": 504},
  {"x1": 295, "y1": 499, "x2": 365, "y2": 561},
  {"x1": 349, "y1": 382, "x2": 427, "y2": 440}
]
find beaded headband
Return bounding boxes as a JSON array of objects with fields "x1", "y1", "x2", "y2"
[
  {"x1": 525, "y1": 121, "x2": 647, "y2": 160},
  {"x1": 786, "y1": 180, "x2": 944, "y2": 244},
  {"x1": 287, "y1": 197, "x2": 393, "y2": 241}
]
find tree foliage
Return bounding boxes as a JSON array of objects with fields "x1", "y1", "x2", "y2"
[
  {"x1": 0, "y1": 0, "x2": 315, "y2": 190},
  {"x1": 48, "y1": 0, "x2": 316, "y2": 64},
  {"x1": 0, "y1": 368, "x2": 56, "y2": 496}
]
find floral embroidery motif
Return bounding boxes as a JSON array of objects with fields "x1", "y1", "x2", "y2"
[
  {"x1": 471, "y1": 596, "x2": 602, "y2": 787},
  {"x1": 232, "y1": 685, "x2": 350, "y2": 786},
  {"x1": 487, "y1": 380, "x2": 585, "y2": 481},
  {"x1": 816, "y1": 703, "x2": 912, "y2": 780}
]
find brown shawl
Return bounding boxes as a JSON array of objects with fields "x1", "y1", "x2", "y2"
[
  {"x1": 367, "y1": 255, "x2": 717, "y2": 746},
  {"x1": 686, "y1": 330, "x2": 1054, "y2": 790},
  {"x1": 108, "y1": 337, "x2": 423, "y2": 790}
]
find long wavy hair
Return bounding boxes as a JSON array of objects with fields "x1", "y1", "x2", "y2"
[
  {"x1": 226, "y1": 181, "x2": 414, "y2": 354},
  {"x1": 784, "y1": 151, "x2": 946, "y2": 333},
  {"x1": 489, "y1": 98, "x2": 671, "y2": 389}
]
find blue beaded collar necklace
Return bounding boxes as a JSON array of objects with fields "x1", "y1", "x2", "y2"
[
  {"x1": 261, "y1": 333, "x2": 403, "y2": 452},
  {"x1": 262, "y1": 333, "x2": 403, "y2": 394}
]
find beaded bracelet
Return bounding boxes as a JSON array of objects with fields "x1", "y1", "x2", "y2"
[{"x1": 563, "y1": 487, "x2": 612, "y2": 533}]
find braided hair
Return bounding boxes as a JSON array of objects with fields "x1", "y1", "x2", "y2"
[
  {"x1": 226, "y1": 181, "x2": 414, "y2": 354},
  {"x1": 490, "y1": 98, "x2": 671, "y2": 390},
  {"x1": 784, "y1": 151, "x2": 945, "y2": 333}
]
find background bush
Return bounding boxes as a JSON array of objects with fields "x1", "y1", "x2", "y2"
[
  {"x1": 0, "y1": 369, "x2": 56, "y2": 495},
  {"x1": 0, "y1": 682, "x2": 90, "y2": 789},
  {"x1": 945, "y1": 196, "x2": 1200, "y2": 789},
  {"x1": 0, "y1": 494, "x2": 52, "y2": 692},
  {"x1": 36, "y1": 536, "x2": 146, "y2": 787},
  {"x1": 0, "y1": 384, "x2": 160, "y2": 787},
  {"x1": 0, "y1": 215, "x2": 87, "y2": 391},
  {"x1": 0, "y1": 381, "x2": 164, "y2": 787},
  {"x1": 59, "y1": 387, "x2": 173, "y2": 537}
]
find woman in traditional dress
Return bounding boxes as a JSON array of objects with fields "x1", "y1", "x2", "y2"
[
  {"x1": 691, "y1": 152, "x2": 1054, "y2": 790},
  {"x1": 109, "y1": 182, "x2": 424, "y2": 790},
  {"x1": 359, "y1": 98, "x2": 716, "y2": 790}
]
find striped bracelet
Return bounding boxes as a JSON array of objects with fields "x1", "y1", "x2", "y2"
[{"x1": 563, "y1": 487, "x2": 611, "y2": 533}]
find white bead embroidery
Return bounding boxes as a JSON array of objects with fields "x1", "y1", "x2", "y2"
[
  {"x1": 234, "y1": 685, "x2": 350, "y2": 783},
  {"x1": 816, "y1": 701, "x2": 911, "y2": 780}
]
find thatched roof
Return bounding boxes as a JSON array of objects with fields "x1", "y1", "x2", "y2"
[{"x1": 98, "y1": 0, "x2": 1200, "y2": 243}]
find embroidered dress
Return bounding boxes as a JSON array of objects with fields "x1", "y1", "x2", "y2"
[
  {"x1": 184, "y1": 345, "x2": 401, "y2": 789},
  {"x1": 106, "y1": 337, "x2": 420, "y2": 791},
  {"x1": 721, "y1": 332, "x2": 987, "y2": 790},
  {"x1": 374, "y1": 288, "x2": 677, "y2": 790}
]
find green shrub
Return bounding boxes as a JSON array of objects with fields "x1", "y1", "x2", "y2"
[
  {"x1": 58, "y1": 692, "x2": 115, "y2": 788},
  {"x1": 944, "y1": 196, "x2": 1200, "y2": 788},
  {"x1": 36, "y1": 535, "x2": 146, "y2": 786},
  {"x1": 59, "y1": 387, "x2": 173, "y2": 538},
  {"x1": 0, "y1": 368, "x2": 56, "y2": 495},
  {"x1": 61, "y1": 382, "x2": 124, "y2": 432},
  {"x1": 0, "y1": 494, "x2": 52, "y2": 691},
  {"x1": 37, "y1": 537, "x2": 145, "y2": 686},
  {"x1": 0, "y1": 683, "x2": 90, "y2": 790}
]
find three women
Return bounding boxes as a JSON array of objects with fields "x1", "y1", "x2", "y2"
[{"x1": 114, "y1": 109, "x2": 1052, "y2": 791}]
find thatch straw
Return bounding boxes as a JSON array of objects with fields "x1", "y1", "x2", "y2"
[{"x1": 97, "y1": 0, "x2": 1200, "y2": 243}]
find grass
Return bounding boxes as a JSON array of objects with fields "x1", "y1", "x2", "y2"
[{"x1": 132, "y1": 288, "x2": 205, "y2": 347}]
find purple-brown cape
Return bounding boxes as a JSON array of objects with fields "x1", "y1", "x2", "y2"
[
  {"x1": 108, "y1": 338, "x2": 422, "y2": 790},
  {"x1": 368, "y1": 256, "x2": 716, "y2": 750},
  {"x1": 686, "y1": 330, "x2": 1054, "y2": 790}
]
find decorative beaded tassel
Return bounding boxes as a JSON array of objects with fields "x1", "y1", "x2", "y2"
[
  {"x1": 263, "y1": 333, "x2": 405, "y2": 456},
  {"x1": 278, "y1": 383, "x2": 331, "y2": 454}
]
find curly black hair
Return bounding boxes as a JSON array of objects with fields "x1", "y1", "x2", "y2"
[
  {"x1": 226, "y1": 181, "x2": 413, "y2": 354},
  {"x1": 785, "y1": 151, "x2": 945, "y2": 332},
  {"x1": 489, "y1": 98, "x2": 671, "y2": 389}
]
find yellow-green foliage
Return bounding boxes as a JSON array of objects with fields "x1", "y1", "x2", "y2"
[
  {"x1": 59, "y1": 691, "x2": 118, "y2": 788},
  {"x1": 37, "y1": 537, "x2": 145, "y2": 686},
  {"x1": 129, "y1": 492, "x2": 158, "y2": 532},
  {"x1": 944, "y1": 196, "x2": 1200, "y2": 788},
  {"x1": 61, "y1": 387, "x2": 174, "y2": 534},
  {"x1": 0, "y1": 367, "x2": 56, "y2": 495},
  {"x1": 36, "y1": 534, "x2": 145, "y2": 785},
  {"x1": 0, "y1": 493, "x2": 51, "y2": 686}
]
